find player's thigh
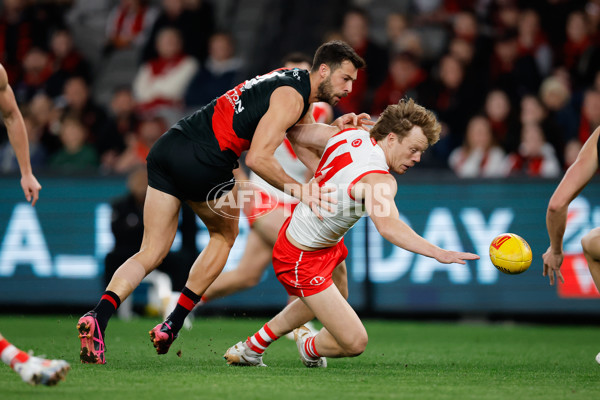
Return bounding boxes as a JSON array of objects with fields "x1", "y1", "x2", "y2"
[
  {"x1": 253, "y1": 206, "x2": 288, "y2": 246},
  {"x1": 582, "y1": 227, "x2": 600, "y2": 259},
  {"x1": 332, "y1": 260, "x2": 348, "y2": 299},
  {"x1": 301, "y1": 284, "x2": 366, "y2": 346},
  {"x1": 235, "y1": 229, "x2": 274, "y2": 279},
  {"x1": 139, "y1": 186, "x2": 181, "y2": 257},
  {"x1": 188, "y1": 185, "x2": 240, "y2": 245}
]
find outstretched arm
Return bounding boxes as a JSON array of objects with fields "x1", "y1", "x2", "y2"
[
  {"x1": 0, "y1": 64, "x2": 41, "y2": 205},
  {"x1": 357, "y1": 173, "x2": 479, "y2": 264},
  {"x1": 543, "y1": 127, "x2": 600, "y2": 285}
]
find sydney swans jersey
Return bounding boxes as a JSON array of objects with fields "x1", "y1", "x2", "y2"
[
  {"x1": 173, "y1": 68, "x2": 311, "y2": 167},
  {"x1": 250, "y1": 138, "x2": 307, "y2": 203},
  {"x1": 287, "y1": 129, "x2": 390, "y2": 248}
]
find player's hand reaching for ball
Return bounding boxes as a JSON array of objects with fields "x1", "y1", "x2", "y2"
[
  {"x1": 435, "y1": 249, "x2": 480, "y2": 265},
  {"x1": 542, "y1": 247, "x2": 565, "y2": 285}
]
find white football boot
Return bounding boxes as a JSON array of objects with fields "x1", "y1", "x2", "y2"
[
  {"x1": 13, "y1": 356, "x2": 70, "y2": 386},
  {"x1": 223, "y1": 341, "x2": 267, "y2": 367},
  {"x1": 293, "y1": 326, "x2": 327, "y2": 368}
]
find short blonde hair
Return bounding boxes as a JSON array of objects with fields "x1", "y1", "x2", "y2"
[{"x1": 370, "y1": 98, "x2": 441, "y2": 145}]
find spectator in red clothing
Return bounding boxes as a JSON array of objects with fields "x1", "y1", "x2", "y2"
[
  {"x1": 560, "y1": 10, "x2": 600, "y2": 89},
  {"x1": 337, "y1": 7, "x2": 387, "y2": 114},
  {"x1": 578, "y1": 89, "x2": 600, "y2": 144},
  {"x1": 14, "y1": 47, "x2": 53, "y2": 103},
  {"x1": 104, "y1": 0, "x2": 158, "y2": 54},
  {"x1": 506, "y1": 122, "x2": 561, "y2": 177},
  {"x1": 371, "y1": 52, "x2": 426, "y2": 117},
  {"x1": 483, "y1": 89, "x2": 519, "y2": 153},
  {"x1": 45, "y1": 28, "x2": 91, "y2": 98},
  {"x1": 517, "y1": 8, "x2": 552, "y2": 77},
  {"x1": 113, "y1": 116, "x2": 166, "y2": 173},
  {"x1": 133, "y1": 27, "x2": 198, "y2": 118}
]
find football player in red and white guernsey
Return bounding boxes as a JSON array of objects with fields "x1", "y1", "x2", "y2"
[{"x1": 224, "y1": 98, "x2": 479, "y2": 367}]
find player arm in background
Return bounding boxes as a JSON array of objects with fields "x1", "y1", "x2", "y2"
[
  {"x1": 357, "y1": 173, "x2": 479, "y2": 264},
  {"x1": 0, "y1": 64, "x2": 41, "y2": 205},
  {"x1": 245, "y1": 86, "x2": 335, "y2": 217},
  {"x1": 543, "y1": 127, "x2": 600, "y2": 285}
]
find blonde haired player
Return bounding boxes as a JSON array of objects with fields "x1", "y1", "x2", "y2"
[
  {"x1": 0, "y1": 63, "x2": 69, "y2": 385},
  {"x1": 223, "y1": 99, "x2": 479, "y2": 367}
]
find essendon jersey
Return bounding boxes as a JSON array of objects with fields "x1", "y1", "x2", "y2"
[
  {"x1": 173, "y1": 68, "x2": 311, "y2": 167},
  {"x1": 287, "y1": 128, "x2": 390, "y2": 248}
]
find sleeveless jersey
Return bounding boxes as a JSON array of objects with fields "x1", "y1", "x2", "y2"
[
  {"x1": 173, "y1": 68, "x2": 311, "y2": 168},
  {"x1": 287, "y1": 128, "x2": 390, "y2": 248}
]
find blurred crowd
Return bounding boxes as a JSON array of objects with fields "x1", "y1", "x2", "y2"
[{"x1": 0, "y1": 0, "x2": 599, "y2": 179}]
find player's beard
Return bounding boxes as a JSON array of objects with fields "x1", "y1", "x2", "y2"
[{"x1": 317, "y1": 76, "x2": 346, "y2": 106}]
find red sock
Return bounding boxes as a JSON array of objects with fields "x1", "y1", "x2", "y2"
[
  {"x1": 245, "y1": 323, "x2": 279, "y2": 354},
  {"x1": 304, "y1": 336, "x2": 321, "y2": 358},
  {"x1": 0, "y1": 339, "x2": 30, "y2": 369}
]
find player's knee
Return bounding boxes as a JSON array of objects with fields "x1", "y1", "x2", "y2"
[
  {"x1": 582, "y1": 228, "x2": 600, "y2": 258},
  {"x1": 343, "y1": 332, "x2": 368, "y2": 357}
]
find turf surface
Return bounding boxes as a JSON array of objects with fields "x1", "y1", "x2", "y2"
[{"x1": 0, "y1": 315, "x2": 598, "y2": 399}]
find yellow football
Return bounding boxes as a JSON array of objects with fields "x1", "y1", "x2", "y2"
[{"x1": 489, "y1": 233, "x2": 532, "y2": 274}]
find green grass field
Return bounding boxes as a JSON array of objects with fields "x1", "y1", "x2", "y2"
[{"x1": 0, "y1": 315, "x2": 599, "y2": 399}]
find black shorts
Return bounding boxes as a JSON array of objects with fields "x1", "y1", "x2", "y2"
[{"x1": 146, "y1": 128, "x2": 235, "y2": 202}]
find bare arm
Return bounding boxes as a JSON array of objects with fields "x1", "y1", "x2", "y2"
[
  {"x1": 245, "y1": 87, "x2": 334, "y2": 217},
  {"x1": 0, "y1": 64, "x2": 41, "y2": 205},
  {"x1": 543, "y1": 127, "x2": 600, "y2": 285},
  {"x1": 358, "y1": 173, "x2": 479, "y2": 264}
]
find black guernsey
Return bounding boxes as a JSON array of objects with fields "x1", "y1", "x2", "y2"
[
  {"x1": 146, "y1": 68, "x2": 312, "y2": 202},
  {"x1": 174, "y1": 68, "x2": 312, "y2": 168}
]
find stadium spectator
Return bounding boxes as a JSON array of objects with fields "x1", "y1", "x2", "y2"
[
  {"x1": 45, "y1": 28, "x2": 91, "y2": 99},
  {"x1": 98, "y1": 87, "x2": 140, "y2": 172},
  {"x1": 482, "y1": 89, "x2": 519, "y2": 153},
  {"x1": 14, "y1": 47, "x2": 53, "y2": 104},
  {"x1": 49, "y1": 115, "x2": 99, "y2": 172},
  {"x1": 336, "y1": 7, "x2": 388, "y2": 114},
  {"x1": 517, "y1": 8, "x2": 553, "y2": 77},
  {"x1": 133, "y1": 27, "x2": 198, "y2": 118},
  {"x1": 58, "y1": 76, "x2": 107, "y2": 148},
  {"x1": 104, "y1": 0, "x2": 158, "y2": 55},
  {"x1": 563, "y1": 138, "x2": 582, "y2": 169},
  {"x1": 0, "y1": 0, "x2": 49, "y2": 85},
  {"x1": 520, "y1": 94, "x2": 564, "y2": 163},
  {"x1": 560, "y1": 10, "x2": 600, "y2": 90},
  {"x1": 539, "y1": 75, "x2": 578, "y2": 142},
  {"x1": 505, "y1": 122, "x2": 561, "y2": 178},
  {"x1": 448, "y1": 115, "x2": 507, "y2": 178},
  {"x1": 489, "y1": 29, "x2": 541, "y2": 102},
  {"x1": 112, "y1": 116, "x2": 166, "y2": 174},
  {"x1": 184, "y1": 32, "x2": 243, "y2": 109},
  {"x1": 371, "y1": 52, "x2": 426, "y2": 117},
  {"x1": 0, "y1": 110, "x2": 47, "y2": 173},
  {"x1": 577, "y1": 89, "x2": 600, "y2": 144},
  {"x1": 141, "y1": 0, "x2": 215, "y2": 63},
  {"x1": 29, "y1": 92, "x2": 61, "y2": 156}
]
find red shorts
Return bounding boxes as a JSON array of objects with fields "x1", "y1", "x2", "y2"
[
  {"x1": 272, "y1": 217, "x2": 348, "y2": 297},
  {"x1": 245, "y1": 190, "x2": 297, "y2": 227}
]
